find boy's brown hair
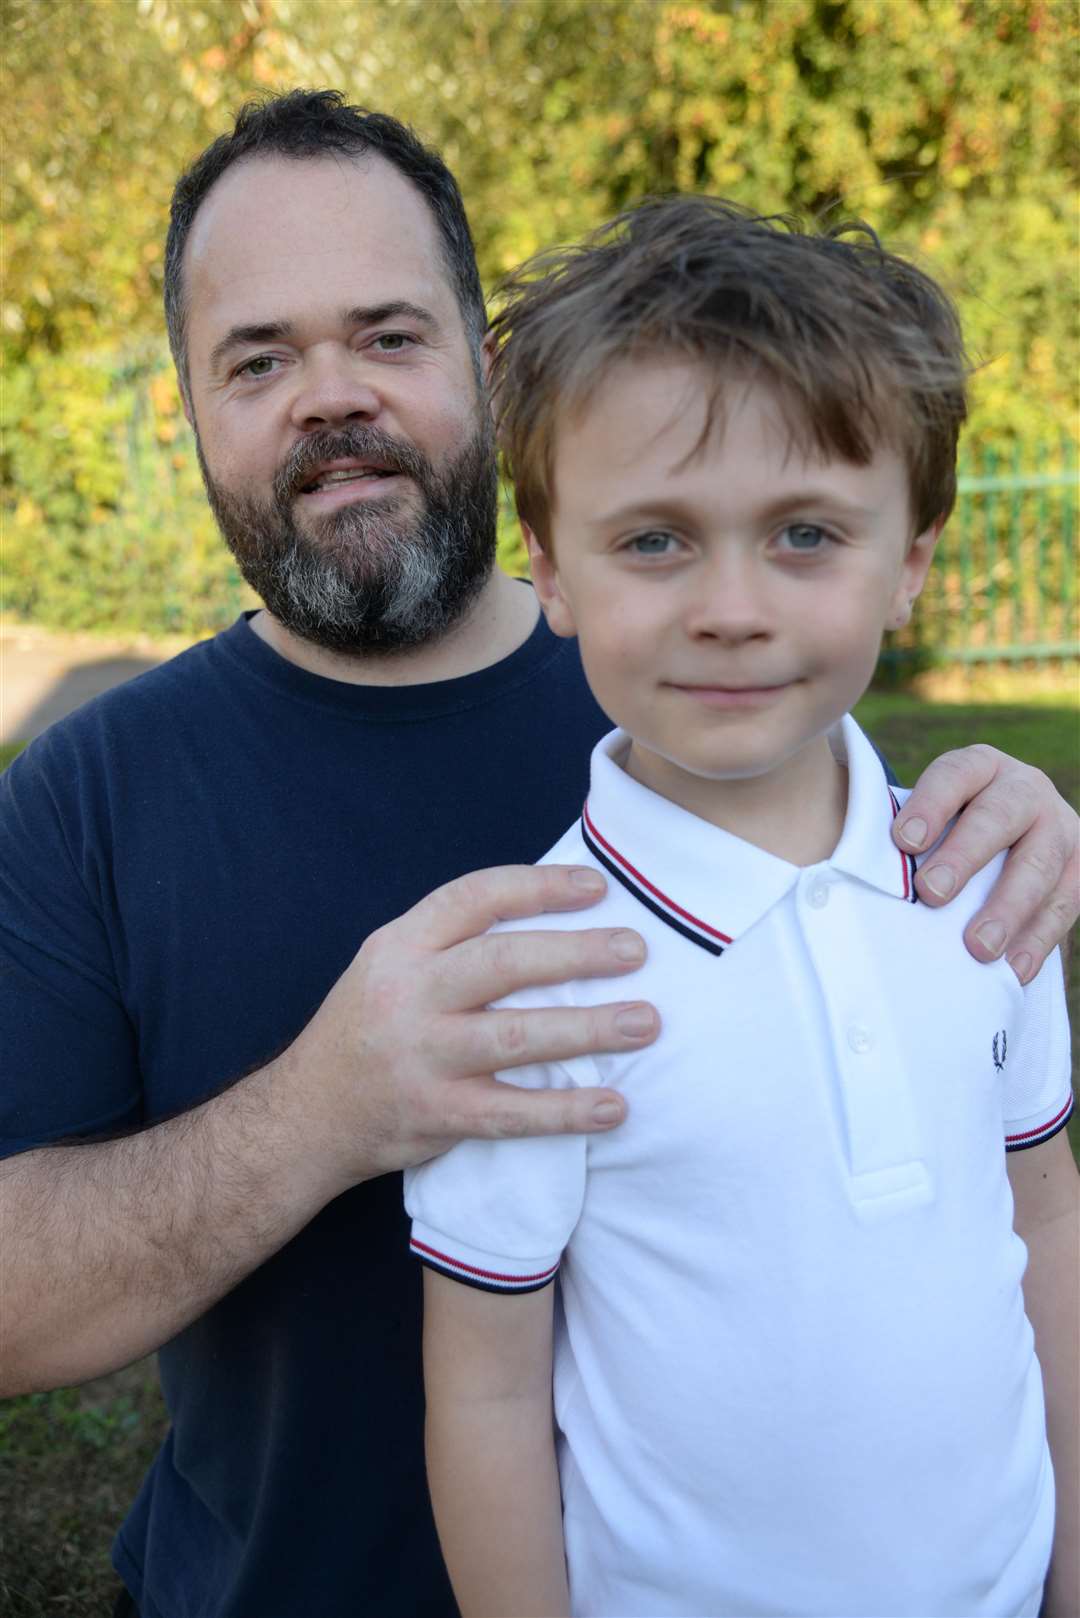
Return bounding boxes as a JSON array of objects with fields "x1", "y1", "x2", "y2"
[{"x1": 488, "y1": 196, "x2": 969, "y2": 547}]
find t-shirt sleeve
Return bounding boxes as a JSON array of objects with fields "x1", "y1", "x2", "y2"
[
  {"x1": 0, "y1": 735, "x2": 140, "y2": 1158},
  {"x1": 1002, "y1": 947, "x2": 1074, "y2": 1151},
  {"x1": 404, "y1": 1051, "x2": 591, "y2": 1293}
]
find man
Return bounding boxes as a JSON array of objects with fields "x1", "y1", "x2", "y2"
[{"x1": 1, "y1": 91, "x2": 1075, "y2": 1618}]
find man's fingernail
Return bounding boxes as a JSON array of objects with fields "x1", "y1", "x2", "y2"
[
  {"x1": 610, "y1": 930, "x2": 645, "y2": 963},
  {"x1": 615, "y1": 1004, "x2": 655, "y2": 1038},
  {"x1": 974, "y1": 920, "x2": 1007, "y2": 958},
  {"x1": 570, "y1": 867, "x2": 605, "y2": 892},
  {"x1": 1008, "y1": 951, "x2": 1033, "y2": 984},
  {"x1": 592, "y1": 1100, "x2": 622, "y2": 1126},
  {"x1": 923, "y1": 864, "x2": 956, "y2": 899},
  {"x1": 898, "y1": 816, "x2": 928, "y2": 850}
]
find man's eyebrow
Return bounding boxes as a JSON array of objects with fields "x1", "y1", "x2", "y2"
[
  {"x1": 209, "y1": 322, "x2": 294, "y2": 373},
  {"x1": 343, "y1": 301, "x2": 440, "y2": 331}
]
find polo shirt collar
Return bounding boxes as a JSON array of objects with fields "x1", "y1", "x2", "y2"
[{"x1": 581, "y1": 716, "x2": 915, "y2": 956}]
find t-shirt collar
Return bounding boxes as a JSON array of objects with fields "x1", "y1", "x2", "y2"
[{"x1": 581, "y1": 716, "x2": 915, "y2": 953}]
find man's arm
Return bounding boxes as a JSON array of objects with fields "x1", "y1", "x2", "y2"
[
  {"x1": 0, "y1": 864, "x2": 657, "y2": 1397},
  {"x1": 423, "y1": 1268, "x2": 569, "y2": 1618},
  {"x1": 892, "y1": 745, "x2": 1078, "y2": 980},
  {"x1": 1008, "y1": 1129, "x2": 1080, "y2": 1618}
]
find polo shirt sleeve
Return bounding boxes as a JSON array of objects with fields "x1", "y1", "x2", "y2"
[
  {"x1": 405, "y1": 1047, "x2": 592, "y2": 1294},
  {"x1": 1003, "y1": 947, "x2": 1074, "y2": 1151}
]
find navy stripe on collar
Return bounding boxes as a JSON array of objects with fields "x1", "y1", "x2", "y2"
[
  {"x1": 581, "y1": 801, "x2": 731, "y2": 957},
  {"x1": 888, "y1": 789, "x2": 920, "y2": 903}
]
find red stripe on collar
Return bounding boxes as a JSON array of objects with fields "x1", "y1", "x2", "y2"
[
  {"x1": 582, "y1": 800, "x2": 733, "y2": 947},
  {"x1": 888, "y1": 789, "x2": 920, "y2": 904}
]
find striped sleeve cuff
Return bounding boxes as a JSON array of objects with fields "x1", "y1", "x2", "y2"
[
  {"x1": 409, "y1": 1222, "x2": 561, "y2": 1295},
  {"x1": 1005, "y1": 1091, "x2": 1075, "y2": 1152}
]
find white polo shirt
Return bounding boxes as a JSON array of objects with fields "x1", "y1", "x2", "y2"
[{"x1": 406, "y1": 717, "x2": 1073, "y2": 1618}]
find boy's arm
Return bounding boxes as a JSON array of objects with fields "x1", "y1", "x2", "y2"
[
  {"x1": 1008, "y1": 1128, "x2": 1080, "y2": 1618},
  {"x1": 423, "y1": 1267, "x2": 570, "y2": 1618}
]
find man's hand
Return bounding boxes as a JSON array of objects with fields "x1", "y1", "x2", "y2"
[
  {"x1": 2, "y1": 864, "x2": 652, "y2": 1395},
  {"x1": 892, "y1": 745, "x2": 1079, "y2": 981},
  {"x1": 281, "y1": 863, "x2": 657, "y2": 1191}
]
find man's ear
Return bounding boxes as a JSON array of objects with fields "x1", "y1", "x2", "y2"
[
  {"x1": 525, "y1": 526, "x2": 577, "y2": 639},
  {"x1": 888, "y1": 516, "x2": 944, "y2": 631},
  {"x1": 179, "y1": 377, "x2": 194, "y2": 429}
]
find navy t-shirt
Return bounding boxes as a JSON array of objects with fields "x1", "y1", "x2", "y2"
[{"x1": 0, "y1": 610, "x2": 610, "y2": 1618}]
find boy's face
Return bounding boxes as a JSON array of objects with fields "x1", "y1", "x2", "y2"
[{"x1": 528, "y1": 357, "x2": 938, "y2": 811}]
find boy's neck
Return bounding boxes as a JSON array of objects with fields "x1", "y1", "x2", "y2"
[{"x1": 623, "y1": 733, "x2": 849, "y2": 866}]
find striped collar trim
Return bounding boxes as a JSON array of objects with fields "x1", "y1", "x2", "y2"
[
  {"x1": 887, "y1": 788, "x2": 920, "y2": 904},
  {"x1": 581, "y1": 800, "x2": 731, "y2": 957},
  {"x1": 578, "y1": 719, "x2": 919, "y2": 957}
]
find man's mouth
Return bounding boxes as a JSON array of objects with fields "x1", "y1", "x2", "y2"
[{"x1": 299, "y1": 462, "x2": 400, "y2": 495}]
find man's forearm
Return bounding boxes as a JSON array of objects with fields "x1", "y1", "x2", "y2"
[{"x1": 0, "y1": 1053, "x2": 340, "y2": 1396}]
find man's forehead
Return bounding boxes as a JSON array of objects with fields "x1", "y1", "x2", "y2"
[{"x1": 183, "y1": 151, "x2": 449, "y2": 312}]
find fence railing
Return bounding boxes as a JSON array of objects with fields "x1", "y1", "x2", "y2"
[{"x1": 881, "y1": 438, "x2": 1079, "y2": 666}]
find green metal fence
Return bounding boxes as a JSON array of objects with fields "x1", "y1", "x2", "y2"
[{"x1": 882, "y1": 437, "x2": 1079, "y2": 666}]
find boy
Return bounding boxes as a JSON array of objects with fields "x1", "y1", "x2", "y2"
[{"x1": 404, "y1": 199, "x2": 1078, "y2": 1616}]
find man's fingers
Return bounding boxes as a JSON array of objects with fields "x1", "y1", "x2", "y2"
[
  {"x1": 1002, "y1": 852, "x2": 1080, "y2": 984},
  {"x1": 956, "y1": 826, "x2": 1078, "y2": 967},
  {"x1": 443, "y1": 1076, "x2": 629, "y2": 1140},
  {"x1": 444, "y1": 1001, "x2": 660, "y2": 1074},
  {"x1": 394, "y1": 864, "x2": 608, "y2": 951},
  {"x1": 893, "y1": 744, "x2": 1005, "y2": 857},
  {"x1": 431, "y1": 926, "x2": 647, "y2": 1010}
]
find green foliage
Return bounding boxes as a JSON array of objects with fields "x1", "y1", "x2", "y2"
[
  {"x1": 2, "y1": 350, "x2": 246, "y2": 633},
  {"x1": 2, "y1": 0, "x2": 1077, "y2": 634}
]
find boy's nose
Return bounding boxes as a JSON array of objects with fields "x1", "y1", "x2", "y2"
[{"x1": 684, "y1": 555, "x2": 772, "y2": 643}]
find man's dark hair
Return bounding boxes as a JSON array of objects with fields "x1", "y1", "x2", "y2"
[
  {"x1": 490, "y1": 195, "x2": 970, "y2": 546},
  {"x1": 164, "y1": 88, "x2": 487, "y2": 401}
]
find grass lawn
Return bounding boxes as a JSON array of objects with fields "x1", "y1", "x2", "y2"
[{"x1": 1, "y1": 686, "x2": 1077, "y2": 1616}]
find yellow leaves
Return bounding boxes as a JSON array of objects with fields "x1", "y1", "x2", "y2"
[
  {"x1": 149, "y1": 373, "x2": 179, "y2": 416},
  {"x1": 14, "y1": 498, "x2": 42, "y2": 529}
]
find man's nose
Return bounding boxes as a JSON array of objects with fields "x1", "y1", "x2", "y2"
[
  {"x1": 684, "y1": 551, "x2": 772, "y2": 644},
  {"x1": 289, "y1": 346, "x2": 382, "y2": 431}
]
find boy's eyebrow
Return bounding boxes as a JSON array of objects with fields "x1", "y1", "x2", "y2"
[
  {"x1": 208, "y1": 302, "x2": 439, "y2": 373},
  {"x1": 753, "y1": 489, "x2": 880, "y2": 523},
  {"x1": 587, "y1": 488, "x2": 881, "y2": 527}
]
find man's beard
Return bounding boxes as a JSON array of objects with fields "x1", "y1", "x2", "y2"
[{"x1": 196, "y1": 418, "x2": 499, "y2": 657}]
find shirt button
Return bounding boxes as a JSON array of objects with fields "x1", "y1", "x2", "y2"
[
  {"x1": 807, "y1": 883, "x2": 830, "y2": 909},
  {"x1": 847, "y1": 1025, "x2": 875, "y2": 1054}
]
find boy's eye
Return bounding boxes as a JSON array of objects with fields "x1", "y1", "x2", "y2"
[
  {"x1": 778, "y1": 522, "x2": 830, "y2": 552},
  {"x1": 627, "y1": 531, "x2": 680, "y2": 556}
]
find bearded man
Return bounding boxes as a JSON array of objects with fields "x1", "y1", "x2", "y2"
[{"x1": 1, "y1": 91, "x2": 1076, "y2": 1618}]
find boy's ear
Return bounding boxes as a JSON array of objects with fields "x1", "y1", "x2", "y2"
[
  {"x1": 480, "y1": 329, "x2": 497, "y2": 389},
  {"x1": 888, "y1": 517, "x2": 944, "y2": 631},
  {"x1": 525, "y1": 526, "x2": 577, "y2": 639}
]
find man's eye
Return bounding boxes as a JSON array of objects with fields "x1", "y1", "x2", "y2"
[
  {"x1": 778, "y1": 523, "x2": 830, "y2": 552},
  {"x1": 628, "y1": 531, "x2": 680, "y2": 556},
  {"x1": 372, "y1": 333, "x2": 415, "y2": 352},
  {"x1": 238, "y1": 355, "x2": 278, "y2": 379}
]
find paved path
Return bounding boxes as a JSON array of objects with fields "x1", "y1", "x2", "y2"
[{"x1": 1, "y1": 624, "x2": 194, "y2": 745}]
